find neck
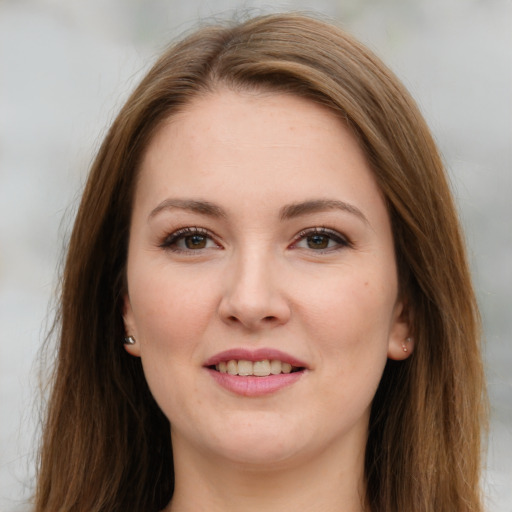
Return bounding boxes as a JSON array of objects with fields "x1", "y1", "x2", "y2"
[{"x1": 165, "y1": 433, "x2": 368, "y2": 512}]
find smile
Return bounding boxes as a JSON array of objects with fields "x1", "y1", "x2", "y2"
[
  {"x1": 204, "y1": 349, "x2": 308, "y2": 396},
  {"x1": 213, "y1": 359, "x2": 302, "y2": 376}
]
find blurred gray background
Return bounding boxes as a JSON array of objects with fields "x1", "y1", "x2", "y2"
[{"x1": 0, "y1": 0, "x2": 510, "y2": 510}]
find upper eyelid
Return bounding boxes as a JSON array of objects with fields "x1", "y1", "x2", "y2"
[
  {"x1": 164, "y1": 226, "x2": 211, "y2": 238},
  {"x1": 291, "y1": 227, "x2": 352, "y2": 250},
  {"x1": 160, "y1": 226, "x2": 219, "y2": 248},
  {"x1": 294, "y1": 227, "x2": 349, "y2": 241},
  {"x1": 159, "y1": 225, "x2": 350, "y2": 248}
]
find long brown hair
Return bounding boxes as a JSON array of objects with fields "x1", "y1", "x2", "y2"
[{"x1": 35, "y1": 13, "x2": 487, "y2": 512}]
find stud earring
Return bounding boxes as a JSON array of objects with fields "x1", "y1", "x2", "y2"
[
  {"x1": 124, "y1": 336, "x2": 136, "y2": 345},
  {"x1": 402, "y1": 337, "x2": 412, "y2": 352}
]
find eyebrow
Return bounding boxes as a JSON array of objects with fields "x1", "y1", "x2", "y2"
[
  {"x1": 279, "y1": 199, "x2": 369, "y2": 225},
  {"x1": 148, "y1": 197, "x2": 368, "y2": 225},
  {"x1": 148, "y1": 199, "x2": 226, "y2": 220}
]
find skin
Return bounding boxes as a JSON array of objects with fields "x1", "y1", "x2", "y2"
[{"x1": 123, "y1": 89, "x2": 413, "y2": 512}]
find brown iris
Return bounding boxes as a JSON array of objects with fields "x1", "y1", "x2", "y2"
[
  {"x1": 307, "y1": 234, "x2": 330, "y2": 249},
  {"x1": 185, "y1": 234, "x2": 208, "y2": 249}
]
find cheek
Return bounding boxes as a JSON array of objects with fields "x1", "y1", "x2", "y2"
[
  {"x1": 298, "y1": 268, "x2": 397, "y2": 343},
  {"x1": 129, "y1": 264, "x2": 218, "y2": 344},
  {"x1": 296, "y1": 267, "x2": 396, "y2": 405},
  {"x1": 128, "y1": 271, "x2": 209, "y2": 414},
  {"x1": 304, "y1": 275, "x2": 393, "y2": 415}
]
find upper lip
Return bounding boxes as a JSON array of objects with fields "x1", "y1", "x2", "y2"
[{"x1": 203, "y1": 348, "x2": 309, "y2": 369}]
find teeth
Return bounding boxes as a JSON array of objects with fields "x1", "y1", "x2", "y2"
[
  {"x1": 214, "y1": 359, "x2": 299, "y2": 376},
  {"x1": 281, "y1": 362, "x2": 292, "y2": 374},
  {"x1": 270, "y1": 359, "x2": 282, "y2": 374},
  {"x1": 227, "y1": 360, "x2": 238, "y2": 375},
  {"x1": 238, "y1": 360, "x2": 253, "y2": 376},
  {"x1": 253, "y1": 360, "x2": 270, "y2": 377}
]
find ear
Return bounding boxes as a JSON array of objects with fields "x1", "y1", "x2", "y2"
[
  {"x1": 387, "y1": 299, "x2": 414, "y2": 361},
  {"x1": 123, "y1": 294, "x2": 141, "y2": 357}
]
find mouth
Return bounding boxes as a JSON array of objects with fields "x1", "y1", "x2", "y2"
[
  {"x1": 204, "y1": 349, "x2": 308, "y2": 396},
  {"x1": 209, "y1": 359, "x2": 304, "y2": 377}
]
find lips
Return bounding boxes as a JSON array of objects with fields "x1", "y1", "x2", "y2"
[
  {"x1": 204, "y1": 348, "x2": 308, "y2": 397},
  {"x1": 214, "y1": 359, "x2": 297, "y2": 376},
  {"x1": 203, "y1": 348, "x2": 308, "y2": 369}
]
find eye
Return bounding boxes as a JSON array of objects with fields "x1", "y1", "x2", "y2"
[
  {"x1": 160, "y1": 227, "x2": 220, "y2": 252},
  {"x1": 292, "y1": 228, "x2": 350, "y2": 251}
]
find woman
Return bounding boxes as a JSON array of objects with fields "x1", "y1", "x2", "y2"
[{"x1": 35, "y1": 13, "x2": 487, "y2": 512}]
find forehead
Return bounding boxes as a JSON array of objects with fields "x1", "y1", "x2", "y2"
[
  {"x1": 143, "y1": 88, "x2": 362, "y2": 162},
  {"x1": 135, "y1": 89, "x2": 385, "y2": 222}
]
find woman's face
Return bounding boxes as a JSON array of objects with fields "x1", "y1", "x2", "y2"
[{"x1": 124, "y1": 89, "x2": 411, "y2": 469}]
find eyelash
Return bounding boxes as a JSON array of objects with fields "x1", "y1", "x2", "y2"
[
  {"x1": 159, "y1": 227, "x2": 220, "y2": 253},
  {"x1": 292, "y1": 227, "x2": 351, "y2": 252},
  {"x1": 160, "y1": 226, "x2": 351, "y2": 254}
]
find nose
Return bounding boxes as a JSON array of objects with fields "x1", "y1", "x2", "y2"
[{"x1": 218, "y1": 249, "x2": 291, "y2": 330}]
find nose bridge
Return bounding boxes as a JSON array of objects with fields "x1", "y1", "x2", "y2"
[{"x1": 219, "y1": 243, "x2": 290, "y2": 329}]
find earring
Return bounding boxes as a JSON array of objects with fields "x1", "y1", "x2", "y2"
[
  {"x1": 124, "y1": 336, "x2": 136, "y2": 345},
  {"x1": 402, "y1": 337, "x2": 412, "y2": 352}
]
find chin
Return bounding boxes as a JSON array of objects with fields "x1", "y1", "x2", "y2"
[
  {"x1": 213, "y1": 439, "x2": 306, "y2": 468},
  {"x1": 200, "y1": 414, "x2": 315, "y2": 467}
]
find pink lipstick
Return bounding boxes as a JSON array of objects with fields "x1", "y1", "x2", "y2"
[
  {"x1": 203, "y1": 348, "x2": 308, "y2": 368},
  {"x1": 204, "y1": 348, "x2": 307, "y2": 397}
]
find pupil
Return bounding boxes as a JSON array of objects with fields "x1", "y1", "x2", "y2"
[
  {"x1": 308, "y1": 234, "x2": 328, "y2": 249},
  {"x1": 185, "y1": 235, "x2": 206, "y2": 249}
]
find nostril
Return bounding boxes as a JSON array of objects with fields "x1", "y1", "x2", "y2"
[{"x1": 227, "y1": 315, "x2": 276, "y2": 324}]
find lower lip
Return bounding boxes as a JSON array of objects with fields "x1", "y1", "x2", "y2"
[{"x1": 207, "y1": 369, "x2": 305, "y2": 397}]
